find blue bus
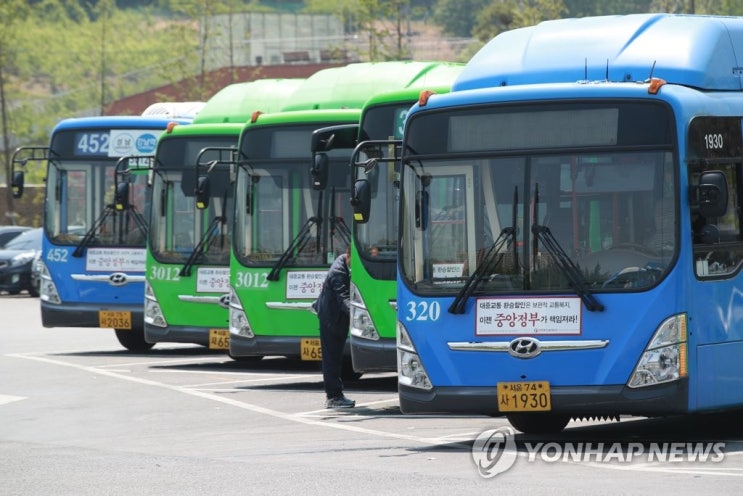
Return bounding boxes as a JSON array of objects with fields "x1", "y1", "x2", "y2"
[
  {"x1": 393, "y1": 14, "x2": 743, "y2": 433},
  {"x1": 11, "y1": 102, "x2": 203, "y2": 351}
]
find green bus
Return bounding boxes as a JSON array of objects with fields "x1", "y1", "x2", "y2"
[
  {"x1": 344, "y1": 71, "x2": 462, "y2": 373},
  {"x1": 227, "y1": 61, "x2": 462, "y2": 366},
  {"x1": 144, "y1": 79, "x2": 304, "y2": 349}
]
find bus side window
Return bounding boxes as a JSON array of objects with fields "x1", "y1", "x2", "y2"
[{"x1": 692, "y1": 164, "x2": 743, "y2": 278}]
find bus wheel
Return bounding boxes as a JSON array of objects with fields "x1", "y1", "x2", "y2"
[
  {"x1": 506, "y1": 413, "x2": 570, "y2": 434},
  {"x1": 115, "y1": 328, "x2": 155, "y2": 352}
]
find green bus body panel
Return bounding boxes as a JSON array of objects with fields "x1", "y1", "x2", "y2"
[
  {"x1": 158, "y1": 122, "x2": 246, "y2": 139},
  {"x1": 147, "y1": 123, "x2": 244, "y2": 329},
  {"x1": 193, "y1": 79, "x2": 305, "y2": 124},
  {"x1": 244, "y1": 108, "x2": 362, "y2": 128},
  {"x1": 280, "y1": 61, "x2": 464, "y2": 111},
  {"x1": 147, "y1": 252, "x2": 230, "y2": 328}
]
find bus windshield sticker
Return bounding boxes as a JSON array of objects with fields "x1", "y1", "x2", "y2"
[
  {"x1": 285, "y1": 271, "x2": 326, "y2": 299},
  {"x1": 475, "y1": 296, "x2": 582, "y2": 335},
  {"x1": 196, "y1": 267, "x2": 230, "y2": 293},
  {"x1": 85, "y1": 248, "x2": 146, "y2": 272}
]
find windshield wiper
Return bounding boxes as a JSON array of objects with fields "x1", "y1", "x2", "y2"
[
  {"x1": 72, "y1": 204, "x2": 115, "y2": 257},
  {"x1": 449, "y1": 186, "x2": 520, "y2": 314},
  {"x1": 179, "y1": 215, "x2": 225, "y2": 277},
  {"x1": 531, "y1": 184, "x2": 604, "y2": 312},
  {"x1": 266, "y1": 216, "x2": 322, "y2": 281}
]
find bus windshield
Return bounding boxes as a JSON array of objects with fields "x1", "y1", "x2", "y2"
[
  {"x1": 354, "y1": 103, "x2": 409, "y2": 263},
  {"x1": 149, "y1": 137, "x2": 234, "y2": 265},
  {"x1": 234, "y1": 125, "x2": 352, "y2": 267},
  {"x1": 44, "y1": 157, "x2": 148, "y2": 247},
  {"x1": 400, "y1": 101, "x2": 677, "y2": 296}
]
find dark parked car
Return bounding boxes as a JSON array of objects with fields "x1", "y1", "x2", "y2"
[
  {"x1": 0, "y1": 227, "x2": 42, "y2": 297},
  {"x1": 0, "y1": 225, "x2": 31, "y2": 248}
]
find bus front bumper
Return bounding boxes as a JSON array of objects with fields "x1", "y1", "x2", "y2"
[
  {"x1": 229, "y1": 334, "x2": 352, "y2": 360},
  {"x1": 229, "y1": 334, "x2": 306, "y2": 359},
  {"x1": 144, "y1": 324, "x2": 212, "y2": 346},
  {"x1": 399, "y1": 378, "x2": 689, "y2": 417},
  {"x1": 350, "y1": 335, "x2": 396, "y2": 373},
  {"x1": 41, "y1": 301, "x2": 144, "y2": 330}
]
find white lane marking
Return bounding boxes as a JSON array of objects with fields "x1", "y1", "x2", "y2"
[
  {"x1": 96, "y1": 356, "x2": 229, "y2": 368},
  {"x1": 10, "y1": 352, "x2": 743, "y2": 478},
  {"x1": 7, "y1": 353, "x2": 470, "y2": 449},
  {"x1": 0, "y1": 394, "x2": 26, "y2": 406}
]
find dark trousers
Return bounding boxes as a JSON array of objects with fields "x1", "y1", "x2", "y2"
[{"x1": 319, "y1": 321, "x2": 348, "y2": 398}]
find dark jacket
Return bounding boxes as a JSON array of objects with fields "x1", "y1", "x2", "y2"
[{"x1": 312, "y1": 254, "x2": 350, "y2": 330}]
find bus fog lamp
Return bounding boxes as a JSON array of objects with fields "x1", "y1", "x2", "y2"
[
  {"x1": 144, "y1": 299, "x2": 167, "y2": 327},
  {"x1": 351, "y1": 306, "x2": 378, "y2": 340},
  {"x1": 38, "y1": 262, "x2": 61, "y2": 304},
  {"x1": 628, "y1": 314, "x2": 687, "y2": 388},
  {"x1": 350, "y1": 283, "x2": 379, "y2": 340},
  {"x1": 397, "y1": 321, "x2": 432, "y2": 390},
  {"x1": 143, "y1": 282, "x2": 167, "y2": 327},
  {"x1": 230, "y1": 309, "x2": 254, "y2": 338}
]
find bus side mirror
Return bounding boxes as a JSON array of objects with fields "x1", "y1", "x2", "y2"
[
  {"x1": 115, "y1": 182, "x2": 130, "y2": 211},
  {"x1": 351, "y1": 179, "x2": 371, "y2": 224},
  {"x1": 11, "y1": 171, "x2": 24, "y2": 199},
  {"x1": 311, "y1": 153, "x2": 329, "y2": 190},
  {"x1": 697, "y1": 170, "x2": 728, "y2": 218},
  {"x1": 196, "y1": 175, "x2": 210, "y2": 209}
]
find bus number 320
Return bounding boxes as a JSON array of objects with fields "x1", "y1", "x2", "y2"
[{"x1": 405, "y1": 300, "x2": 441, "y2": 321}]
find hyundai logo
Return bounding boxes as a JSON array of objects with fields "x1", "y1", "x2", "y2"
[
  {"x1": 109, "y1": 272, "x2": 128, "y2": 286},
  {"x1": 218, "y1": 293, "x2": 231, "y2": 309},
  {"x1": 508, "y1": 337, "x2": 542, "y2": 359}
]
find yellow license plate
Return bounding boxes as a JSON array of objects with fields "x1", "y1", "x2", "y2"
[
  {"x1": 209, "y1": 329, "x2": 230, "y2": 350},
  {"x1": 300, "y1": 338, "x2": 322, "y2": 361},
  {"x1": 497, "y1": 381, "x2": 551, "y2": 412},
  {"x1": 99, "y1": 310, "x2": 131, "y2": 329}
]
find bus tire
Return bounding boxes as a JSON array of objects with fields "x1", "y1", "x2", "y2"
[
  {"x1": 115, "y1": 328, "x2": 155, "y2": 352},
  {"x1": 506, "y1": 413, "x2": 570, "y2": 434}
]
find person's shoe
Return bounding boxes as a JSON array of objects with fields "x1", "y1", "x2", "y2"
[{"x1": 325, "y1": 395, "x2": 355, "y2": 409}]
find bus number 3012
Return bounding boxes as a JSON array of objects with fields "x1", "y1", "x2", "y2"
[{"x1": 405, "y1": 300, "x2": 441, "y2": 321}]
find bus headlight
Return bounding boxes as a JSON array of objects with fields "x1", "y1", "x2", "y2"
[
  {"x1": 144, "y1": 281, "x2": 167, "y2": 328},
  {"x1": 397, "y1": 320, "x2": 432, "y2": 390},
  {"x1": 38, "y1": 261, "x2": 61, "y2": 304},
  {"x1": 627, "y1": 314, "x2": 687, "y2": 388},
  {"x1": 350, "y1": 283, "x2": 379, "y2": 340},
  {"x1": 229, "y1": 288, "x2": 254, "y2": 338}
]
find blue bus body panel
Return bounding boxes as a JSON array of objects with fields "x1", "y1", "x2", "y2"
[
  {"x1": 455, "y1": 14, "x2": 743, "y2": 92},
  {"x1": 41, "y1": 115, "x2": 191, "y2": 328},
  {"x1": 401, "y1": 80, "x2": 743, "y2": 414},
  {"x1": 41, "y1": 243, "x2": 146, "y2": 327}
]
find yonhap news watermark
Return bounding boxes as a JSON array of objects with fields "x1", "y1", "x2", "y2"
[{"x1": 472, "y1": 427, "x2": 726, "y2": 478}]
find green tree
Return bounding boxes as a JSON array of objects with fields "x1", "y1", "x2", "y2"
[
  {"x1": 433, "y1": 0, "x2": 490, "y2": 37},
  {"x1": 0, "y1": 0, "x2": 31, "y2": 221},
  {"x1": 473, "y1": 0, "x2": 567, "y2": 42}
]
